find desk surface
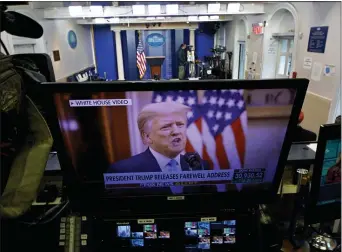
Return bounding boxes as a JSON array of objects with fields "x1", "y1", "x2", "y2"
[{"x1": 287, "y1": 143, "x2": 317, "y2": 162}]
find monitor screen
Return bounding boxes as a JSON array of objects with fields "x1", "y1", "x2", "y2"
[
  {"x1": 52, "y1": 87, "x2": 297, "y2": 196},
  {"x1": 317, "y1": 139, "x2": 341, "y2": 206},
  {"x1": 184, "y1": 220, "x2": 236, "y2": 249}
]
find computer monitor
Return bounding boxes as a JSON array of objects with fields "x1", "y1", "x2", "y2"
[
  {"x1": 42, "y1": 79, "x2": 308, "y2": 211},
  {"x1": 306, "y1": 123, "x2": 341, "y2": 224}
]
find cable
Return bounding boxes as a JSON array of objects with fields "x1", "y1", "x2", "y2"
[
  {"x1": 20, "y1": 200, "x2": 70, "y2": 227},
  {"x1": 0, "y1": 38, "x2": 10, "y2": 55}
]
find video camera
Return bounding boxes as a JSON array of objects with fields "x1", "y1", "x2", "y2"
[{"x1": 0, "y1": 3, "x2": 43, "y2": 54}]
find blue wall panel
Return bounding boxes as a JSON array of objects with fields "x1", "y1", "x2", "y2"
[
  {"x1": 195, "y1": 24, "x2": 215, "y2": 61},
  {"x1": 93, "y1": 25, "x2": 117, "y2": 80},
  {"x1": 121, "y1": 30, "x2": 138, "y2": 80}
]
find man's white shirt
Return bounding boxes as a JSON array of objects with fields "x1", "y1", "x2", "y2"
[
  {"x1": 149, "y1": 147, "x2": 183, "y2": 194},
  {"x1": 149, "y1": 147, "x2": 182, "y2": 172}
]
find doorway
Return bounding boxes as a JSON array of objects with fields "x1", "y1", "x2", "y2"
[
  {"x1": 238, "y1": 41, "x2": 246, "y2": 79},
  {"x1": 275, "y1": 38, "x2": 293, "y2": 78}
]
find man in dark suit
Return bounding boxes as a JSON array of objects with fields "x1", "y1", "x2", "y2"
[{"x1": 107, "y1": 101, "x2": 213, "y2": 194}]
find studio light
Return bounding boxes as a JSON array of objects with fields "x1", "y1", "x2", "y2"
[
  {"x1": 68, "y1": 6, "x2": 83, "y2": 17},
  {"x1": 188, "y1": 16, "x2": 198, "y2": 22},
  {"x1": 166, "y1": 4, "x2": 178, "y2": 15},
  {"x1": 146, "y1": 17, "x2": 156, "y2": 20},
  {"x1": 90, "y1": 6, "x2": 103, "y2": 16},
  {"x1": 227, "y1": 3, "x2": 241, "y2": 13},
  {"x1": 132, "y1": 5, "x2": 145, "y2": 15},
  {"x1": 210, "y1": 16, "x2": 220, "y2": 20},
  {"x1": 148, "y1": 4, "x2": 161, "y2": 15},
  {"x1": 208, "y1": 3, "x2": 220, "y2": 13},
  {"x1": 199, "y1": 16, "x2": 209, "y2": 21}
]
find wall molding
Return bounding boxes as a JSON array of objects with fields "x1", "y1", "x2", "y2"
[{"x1": 266, "y1": 3, "x2": 299, "y2": 73}]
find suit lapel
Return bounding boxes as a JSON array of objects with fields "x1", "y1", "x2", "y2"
[
  {"x1": 180, "y1": 155, "x2": 191, "y2": 171},
  {"x1": 144, "y1": 149, "x2": 163, "y2": 172}
]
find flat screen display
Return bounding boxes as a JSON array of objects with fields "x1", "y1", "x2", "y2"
[
  {"x1": 53, "y1": 88, "x2": 296, "y2": 195},
  {"x1": 184, "y1": 220, "x2": 237, "y2": 249},
  {"x1": 114, "y1": 220, "x2": 236, "y2": 249},
  {"x1": 116, "y1": 223, "x2": 170, "y2": 248},
  {"x1": 317, "y1": 139, "x2": 341, "y2": 206}
]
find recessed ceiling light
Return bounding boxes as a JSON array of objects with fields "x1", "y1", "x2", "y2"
[
  {"x1": 208, "y1": 3, "x2": 220, "y2": 13},
  {"x1": 132, "y1": 5, "x2": 145, "y2": 15},
  {"x1": 148, "y1": 4, "x2": 161, "y2": 15},
  {"x1": 166, "y1": 4, "x2": 178, "y2": 15},
  {"x1": 69, "y1": 6, "x2": 83, "y2": 17}
]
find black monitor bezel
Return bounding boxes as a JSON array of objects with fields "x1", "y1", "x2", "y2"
[
  {"x1": 306, "y1": 123, "x2": 341, "y2": 224},
  {"x1": 41, "y1": 79, "x2": 308, "y2": 211}
]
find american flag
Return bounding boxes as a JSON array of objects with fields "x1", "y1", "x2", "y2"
[
  {"x1": 151, "y1": 90, "x2": 247, "y2": 171},
  {"x1": 136, "y1": 37, "x2": 146, "y2": 79}
]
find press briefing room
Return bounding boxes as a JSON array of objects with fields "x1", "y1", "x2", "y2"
[{"x1": 0, "y1": 1, "x2": 341, "y2": 252}]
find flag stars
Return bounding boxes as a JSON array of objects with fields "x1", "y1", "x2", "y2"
[
  {"x1": 239, "y1": 90, "x2": 244, "y2": 96},
  {"x1": 187, "y1": 97, "x2": 196, "y2": 106},
  {"x1": 155, "y1": 95, "x2": 163, "y2": 103},
  {"x1": 166, "y1": 96, "x2": 173, "y2": 102},
  {"x1": 207, "y1": 110, "x2": 214, "y2": 118},
  {"x1": 225, "y1": 112, "x2": 232, "y2": 120},
  {"x1": 227, "y1": 99, "x2": 235, "y2": 108},
  {"x1": 237, "y1": 100, "x2": 244, "y2": 109},
  {"x1": 209, "y1": 96, "x2": 217, "y2": 105},
  {"x1": 176, "y1": 96, "x2": 184, "y2": 104},
  {"x1": 218, "y1": 97, "x2": 225, "y2": 107},
  {"x1": 213, "y1": 124, "x2": 219, "y2": 132},
  {"x1": 187, "y1": 111, "x2": 194, "y2": 119},
  {"x1": 202, "y1": 97, "x2": 208, "y2": 104},
  {"x1": 215, "y1": 111, "x2": 223, "y2": 120}
]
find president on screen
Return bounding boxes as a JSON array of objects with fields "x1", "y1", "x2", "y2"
[{"x1": 107, "y1": 102, "x2": 209, "y2": 173}]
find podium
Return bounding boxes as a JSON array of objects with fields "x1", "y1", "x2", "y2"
[{"x1": 146, "y1": 56, "x2": 165, "y2": 79}]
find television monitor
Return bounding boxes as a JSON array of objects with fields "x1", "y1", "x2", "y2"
[
  {"x1": 42, "y1": 79, "x2": 308, "y2": 212},
  {"x1": 306, "y1": 123, "x2": 341, "y2": 224}
]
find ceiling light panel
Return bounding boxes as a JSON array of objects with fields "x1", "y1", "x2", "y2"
[
  {"x1": 132, "y1": 5, "x2": 145, "y2": 15},
  {"x1": 148, "y1": 4, "x2": 161, "y2": 15},
  {"x1": 69, "y1": 6, "x2": 83, "y2": 17},
  {"x1": 208, "y1": 3, "x2": 220, "y2": 13},
  {"x1": 166, "y1": 4, "x2": 178, "y2": 15}
]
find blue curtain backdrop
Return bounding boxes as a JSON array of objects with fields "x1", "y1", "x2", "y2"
[
  {"x1": 121, "y1": 30, "x2": 138, "y2": 80},
  {"x1": 93, "y1": 25, "x2": 118, "y2": 80},
  {"x1": 195, "y1": 23, "x2": 215, "y2": 61}
]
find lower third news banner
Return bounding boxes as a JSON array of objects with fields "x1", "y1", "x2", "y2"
[{"x1": 103, "y1": 169, "x2": 265, "y2": 189}]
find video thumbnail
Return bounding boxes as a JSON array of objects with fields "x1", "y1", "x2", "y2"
[
  {"x1": 212, "y1": 236, "x2": 223, "y2": 244},
  {"x1": 198, "y1": 222, "x2": 210, "y2": 230},
  {"x1": 198, "y1": 237, "x2": 210, "y2": 249},
  {"x1": 131, "y1": 239, "x2": 144, "y2": 247},
  {"x1": 144, "y1": 232, "x2": 157, "y2": 239},
  {"x1": 185, "y1": 229, "x2": 198, "y2": 237},
  {"x1": 223, "y1": 228, "x2": 236, "y2": 235},
  {"x1": 198, "y1": 229, "x2": 210, "y2": 236},
  {"x1": 132, "y1": 232, "x2": 143, "y2": 238},
  {"x1": 185, "y1": 222, "x2": 197, "y2": 229},
  {"x1": 159, "y1": 231, "x2": 170, "y2": 239},
  {"x1": 144, "y1": 224, "x2": 157, "y2": 232},
  {"x1": 224, "y1": 235, "x2": 236, "y2": 244},
  {"x1": 224, "y1": 220, "x2": 236, "y2": 226},
  {"x1": 117, "y1": 226, "x2": 131, "y2": 238}
]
